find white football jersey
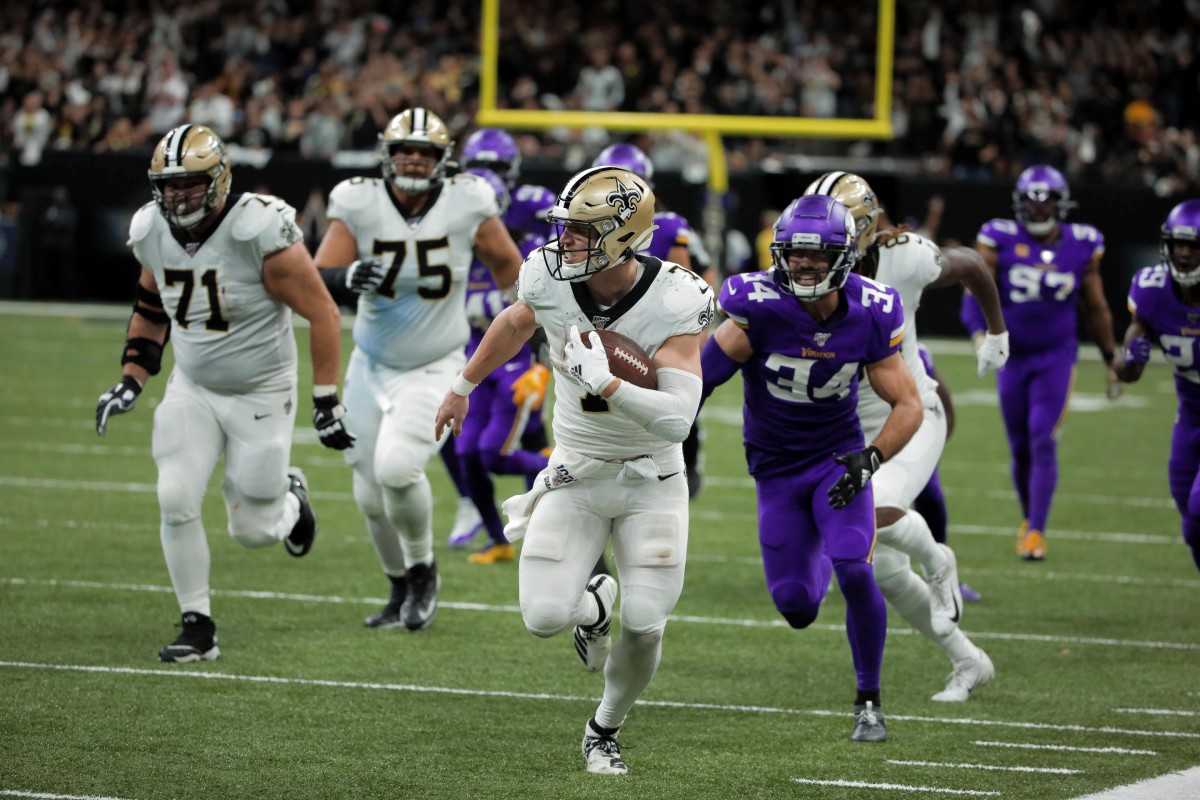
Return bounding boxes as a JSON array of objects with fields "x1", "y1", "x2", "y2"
[
  {"x1": 858, "y1": 232, "x2": 943, "y2": 435},
  {"x1": 128, "y1": 193, "x2": 303, "y2": 393},
  {"x1": 519, "y1": 251, "x2": 715, "y2": 461},
  {"x1": 328, "y1": 173, "x2": 499, "y2": 369}
]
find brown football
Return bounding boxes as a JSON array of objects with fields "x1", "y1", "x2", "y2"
[{"x1": 585, "y1": 328, "x2": 658, "y2": 390}]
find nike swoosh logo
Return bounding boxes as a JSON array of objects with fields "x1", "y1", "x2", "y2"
[
  {"x1": 728, "y1": 284, "x2": 737, "y2": 295},
  {"x1": 950, "y1": 595, "x2": 960, "y2": 624},
  {"x1": 657, "y1": 472, "x2": 680, "y2": 481},
  {"x1": 505, "y1": 363, "x2": 522, "y2": 371},
  {"x1": 254, "y1": 413, "x2": 271, "y2": 420}
]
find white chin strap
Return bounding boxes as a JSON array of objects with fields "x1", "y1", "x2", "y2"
[
  {"x1": 1023, "y1": 219, "x2": 1056, "y2": 236},
  {"x1": 393, "y1": 175, "x2": 432, "y2": 193},
  {"x1": 171, "y1": 206, "x2": 208, "y2": 229}
]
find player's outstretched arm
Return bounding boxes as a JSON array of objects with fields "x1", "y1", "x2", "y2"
[
  {"x1": 435, "y1": 300, "x2": 539, "y2": 439},
  {"x1": 96, "y1": 266, "x2": 170, "y2": 436},
  {"x1": 934, "y1": 246, "x2": 1009, "y2": 374},
  {"x1": 701, "y1": 319, "x2": 751, "y2": 401}
]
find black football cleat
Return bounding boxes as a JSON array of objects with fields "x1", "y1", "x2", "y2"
[
  {"x1": 284, "y1": 468, "x2": 317, "y2": 557},
  {"x1": 159, "y1": 612, "x2": 220, "y2": 663}
]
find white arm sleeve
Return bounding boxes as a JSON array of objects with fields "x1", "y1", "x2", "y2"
[{"x1": 606, "y1": 367, "x2": 702, "y2": 443}]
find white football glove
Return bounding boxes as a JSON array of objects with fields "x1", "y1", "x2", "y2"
[
  {"x1": 551, "y1": 325, "x2": 615, "y2": 395},
  {"x1": 96, "y1": 376, "x2": 142, "y2": 436},
  {"x1": 976, "y1": 331, "x2": 1009, "y2": 376}
]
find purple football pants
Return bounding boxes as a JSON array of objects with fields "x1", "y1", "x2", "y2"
[
  {"x1": 754, "y1": 458, "x2": 887, "y2": 693},
  {"x1": 456, "y1": 358, "x2": 547, "y2": 545},
  {"x1": 1168, "y1": 409, "x2": 1200, "y2": 572},
  {"x1": 996, "y1": 350, "x2": 1075, "y2": 534}
]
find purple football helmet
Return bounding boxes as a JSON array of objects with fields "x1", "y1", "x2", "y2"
[
  {"x1": 592, "y1": 143, "x2": 655, "y2": 184},
  {"x1": 465, "y1": 167, "x2": 511, "y2": 215},
  {"x1": 769, "y1": 195, "x2": 858, "y2": 299},
  {"x1": 1012, "y1": 165, "x2": 1074, "y2": 236},
  {"x1": 462, "y1": 128, "x2": 521, "y2": 187},
  {"x1": 1161, "y1": 199, "x2": 1200, "y2": 286}
]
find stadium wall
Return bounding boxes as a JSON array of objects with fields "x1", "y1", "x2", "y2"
[{"x1": 0, "y1": 152, "x2": 1178, "y2": 338}]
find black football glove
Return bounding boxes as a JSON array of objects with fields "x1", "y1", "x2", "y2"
[
  {"x1": 344, "y1": 258, "x2": 386, "y2": 295},
  {"x1": 313, "y1": 393, "x2": 355, "y2": 450},
  {"x1": 96, "y1": 376, "x2": 142, "y2": 436},
  {"x1": 828, "y1": 446, "x2": 883, "y2": 510}
]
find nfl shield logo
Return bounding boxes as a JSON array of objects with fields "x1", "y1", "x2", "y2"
[{"x1": 814, "y1": 332, "x2": 832, "y2": 347}]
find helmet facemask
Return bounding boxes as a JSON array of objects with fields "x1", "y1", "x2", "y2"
[
  {"x1": 1161, "y1": 200, "x2": 1200, "y2": 286},
  {"x1": 378, "y1": 108, "x2": 453, "y2": 193},
  {"x1": 148, "y1": 124, "x2": 232, "y2": 230},
  {"x1": 544, "y1": 167, "x2": 657, "y2": 283},
  {"x1": 770, "y1": 195, "x2": 859, "y2": 300},
  {"x1": 1012, "y1": 166, "x2": 1075, "y2": 236}
]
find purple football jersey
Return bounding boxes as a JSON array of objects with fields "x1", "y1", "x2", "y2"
[
  {"x1": 504, "y1": 184, "x2": 556, "y2": 241},
  {"x1": 976, "y1": 218, "x2": 1104, "y2": 358},
  {"x1": 646, "y1": 211, "x2": 692, "y2": 262},
  {"x1": 719, "y1": 271, "x2": 906, "y2": 473},
  {"x1": 1128, "y1": 263, "x2": 1200, "y2": 411},
  {"x1": 466, "y1": 231, "x2": 546, "y2": 355}
]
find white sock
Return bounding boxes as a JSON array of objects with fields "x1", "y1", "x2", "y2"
[
  {"x1": 161, "y1": 518, "x2": 211, "y2": 617},
  {"x1": 269, "y1": 491, "x2": 301, "y2": 542},
  {"x1": 594, "y1": 628, "x2": 664, "y2": 730},
  {"x1": 875, "y1": 560, "x2": 976, "y2": 662},
  {"x1": 382, "y1": 473, "x2": 434, "y2": 567},
  {"x1": 878, "y1": 509, "x2": 946, "y2": 578}
]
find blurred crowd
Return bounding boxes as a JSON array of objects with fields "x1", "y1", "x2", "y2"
[{"x1": 2, "y1": 0, "x2": 1198, "y2": 195}]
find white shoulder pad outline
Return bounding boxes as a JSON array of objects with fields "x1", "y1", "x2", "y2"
[
  {"x1": 329, "y1": 177, "x2": 381, "y2": 214},
  {"x1": 128, "y1": 202, "x2": 158, "y2": 244},
  {"x1": 516, "y1": 247, "x2": 554, "y2": 307},
  {"x1": 450, "y1": 172, "x2": 499, "y2": 216},
  {"x1": 232, "y1": 193, "x2": 295, "y2": 242}
]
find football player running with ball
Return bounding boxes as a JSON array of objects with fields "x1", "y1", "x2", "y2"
[
  {"x1": 1113, "y1": 199, "x2": 1200, "y2": 573},
  {"x1": 434, "y1": 166, "x2": 714, "y2": 776},
  {"x1": 95, "y1": 124, "x2": 348, "y2": 662},
  {"x1": 701, "y1": 195, "x2": 923, "y2": 742},
  {"x1": 314, "y1": 109, "x2": 522, "y2": 632}
]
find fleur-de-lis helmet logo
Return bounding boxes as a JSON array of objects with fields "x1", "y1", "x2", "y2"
[{"x1": 606, "y1": 177, "x2": 642, "y2": 222}]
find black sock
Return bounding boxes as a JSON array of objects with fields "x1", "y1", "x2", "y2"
[
  {"x1": 855, "y1": 690, "x2": 881, "y2": 707},
  {"x1": 587, "y1": 718, "x2": 620, "y2": 738}
]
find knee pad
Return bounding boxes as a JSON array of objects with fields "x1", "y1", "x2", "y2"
[
  {"x1": 833, "y1": 559, "x2": 875, "y2": 593},
  {"x1": 157, "y1": 475, "x2": 201, "y2": 525},
  {"x1": 621, "y1": 626, "x2": 664, "y2": 650},
  {"x1": 479, "y1": 448, "x2": 504, "y2": 475},
  {"x1": 1030, "y1": 435, "x2": 1058, "y2": 462},
  {"x1": 522, "y1": 600, "x2": 572, "y2": 638},
  {"x1": 771, "y1": 579, "x2": 825, "y2": 629},
  {"x1": 229, "y1": 444, "x2": 288, "y2": 501},
  {"x1": 375, "y1": 441, "x2": 427, "y2": 489}
]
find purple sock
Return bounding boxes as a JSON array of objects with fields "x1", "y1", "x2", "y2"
[
  {"x1": 833, "y1": 559, "x2": 886, "y2": 692},
  {"x1": 439, "y1": 436, "x2": 469, "y2": 497},
  {"x1": 461, "y1": 451, "x2": 508, "y2": 545}
]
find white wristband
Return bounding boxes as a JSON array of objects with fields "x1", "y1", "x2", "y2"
[
  {"x1": 451, "y1": 373, "x2": 478, "y2": 397},
  {"x1": 313, "y1": 384, "x2": 338, "y2": 398}
]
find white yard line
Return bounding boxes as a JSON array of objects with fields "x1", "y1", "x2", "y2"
[
  {"x1": 4, "y1": 660, "x2": 1198, "y2": 742},
  {"x1": 1113, "y1": 708, "x2": 1199, "y2": 717},
  {"x1": 6, "y1": 576, "x2": 1200, "y2": 652},
  {"x1": 0, "y1": 792, "x2": 136, "y2": 800},
  {"x1": 972, "y1": 741, "x2": 1158, "y2": 756},
  {"x1": 792, "y1": 778, "x2": 1000, "y2": 796},
  {"x1": 888, "y1": 759, "x2": 1083, "y2": 775},
  {"x1": 1068, "y1": 767, "x2": 1200, "y2": 799}
]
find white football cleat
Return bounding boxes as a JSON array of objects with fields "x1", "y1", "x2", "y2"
[
  {"x1": 447, "y1": 497, "x2": 483, "y2": 548},
  {"x1": 932, "y1": 646, "x2": 995, "y2": 702},
  {"x1": 928, "y1": 543, "x2": 963, "y2": 636},
  {"x1": 582, "y1": 720, "x2": 628, "y2": 775}
]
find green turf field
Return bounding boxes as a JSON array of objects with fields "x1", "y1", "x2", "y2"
[{"x1": 1, "y1": 307, "x2": 1196, "y2": 800}]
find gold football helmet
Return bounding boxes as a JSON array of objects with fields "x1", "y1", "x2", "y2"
[
  {"x1": 545, "y1": 167, "x2": 657, "y2": 282},
  {"x1": 378, "y1": 108, "x2": 453, "y2": 193},
  {"x1": 803, "y1": 171, "x2": 881, "y2": 253},
  {"x1": 148, "y1": 124, "x2": 232, "y2": 229}
]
